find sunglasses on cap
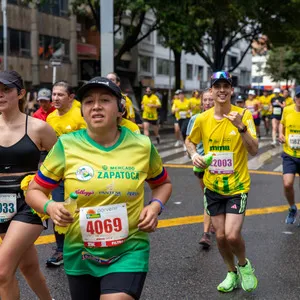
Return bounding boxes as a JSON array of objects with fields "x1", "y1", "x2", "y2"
[{"x1": 211, "y1": 71, "x2": 232, "y2": 80}]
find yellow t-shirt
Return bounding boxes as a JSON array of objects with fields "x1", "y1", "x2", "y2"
[
  {"x1": 172, "y1": 98, "x2": 191, "y2": 120},
  {"x1": 120, "y1": 118, "x2": 140, "y2": 134},
  {"x1": 245, "y1": 99, "x2": 261, "y2": 116},
  {"x1": 46, "y1": 104, "x2": 86, "y2": 137},
  {"x1": 73, "y1": 99, "x2": 81, "y2": 108},
  {"x1": 122, "y1": 94, "x2": 135, "y2": 120},
  {"x1": 259, "y1": 95, "x2": 271, "y2": 116},
  {"x1": 281, "y1": 105, "x2": 300, "y2": 158},
  {"x1": 284, "y1": 97, "x2": 294, "y2": 107},
  {"x1": 188, "y1": 105, "x2": 257, "y2": 195},
  {"x1": 189, "y1": 97, "x2": 201, "y2": 115},
  {"x1": 141, "y1": 94, "x2": 161, "y2": 120}
]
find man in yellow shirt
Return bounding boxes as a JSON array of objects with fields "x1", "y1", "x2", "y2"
[
  {"x1": 279, "y1": 86, "x2": 300, "y2": 225},
  {"x1": 46, "y1": 81, "x2": 86, "y2": 267},
  {"x1": 190, "y1": 89, "x2": 201, "y2": 115},
  {"x1": 283, "y1": 89, "x2": 294, "y2": 106},
  {"x1": 259, "y1": 90, "x2": 271, "y2": 136},
  {"x1": 186, "y1": 71, "x2": 258, "y2": 293},
  {"x1": 106, "y1": 72, "x2": 135, "y2": 122},
  {"x1": 141, "y1": 87, "x2": 161, "y2": 143}
]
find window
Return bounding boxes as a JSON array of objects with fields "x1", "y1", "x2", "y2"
[
  {"x1": 240, "y1": 70, "x2": 251, "y2": 85},
  {"x1": 157, "y1": 32, "x2": 166, "y2": 46},
  {"x1": 186, "y1": 64, "x2": 193, "y2": 80},
  {"x1": 39, "y1": 35, "x2": 69, "y2": 61},
  {"x1": 229, "y1": 56, "x2": 237, "y2": 68},
  {"x1": 141, "y1": 24, "x2": 152, "y2": 43},
  {"x1": 140, "y1": 56, "x2": 152, "y2": 73},
  {"x1": 196, "y1": 66, "x2": 204, "y2": 81},
  {"x1": 38, "y1": 0, "x2": 69, "y2": 17},
  {"x1": 8, "y1": 29, "x2": 30, "y2": 57},
  {"x1": 157, "y1": 58, "x2": 174, "y2": 76}
]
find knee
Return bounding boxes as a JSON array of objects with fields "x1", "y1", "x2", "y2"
[
  {"x1": 19, "y1": 260, "x2": 39, "y2": 278},
  {"x1": 283, "y1": 180, "x2": 293, "y2": 190},
  {"x1": 0, "y1": 263, "x2": 14, "y2": 286},
  {"x1": 225, "y1": 233, "x2": 240, "y2": 245},
  {"x1": 216, "y1": 232, "x2": 226, "y2": 244}
]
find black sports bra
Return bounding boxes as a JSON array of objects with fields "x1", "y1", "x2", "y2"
[{"x1": 0, "y1": 115, "x2": 40, "y2": 173}]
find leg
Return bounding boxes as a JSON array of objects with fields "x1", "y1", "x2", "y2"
[
  {"x1": 0, "y1": 221, "x2": 51, "y2": 300},
  {"x1": 19, "y1": 245, "x2": 52, "y2": 300},
  {"x1": 143, "y1": 122, "x2": 150, "y2": 136},
  {"x1": 152, "y1": 123, "x2": 160, "y2": 144},
  {"x1": 271, "y1": 118, "x2": 278, "y2": 144},
  {"x1": 283, "y1": 173, "x2": 295, "y2": 207},
  {"x1": 211, "y1": 214, "x2": 236, "y2": 272},
  {"x1": 224, "y1": 213, "x2": 246, "y2": 266},
  {"x1": 174, "y1": 123, "x2": 181, "y2": 141}
]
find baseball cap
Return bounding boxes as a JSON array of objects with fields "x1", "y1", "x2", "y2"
[
  {"x1": 295, "y1": 86, "x2": 300, "y2": 97},
  {"x1": 273, "y1": 88, "x2": 281, "y2": 93},
  {"x1": 236, "y1": 95, "x2": 244, "y2": 102},
  {"x1": 210, "y1": 71, "x2": 232, "y2": 87},
  {"x1": 76, "y1": 77, "x2": 123, "y2": 102},
  {"x1": 37, "y1": 88, "x2": 51, "y2": 101},
  {"x1": 177, "y1": 89, "x2": 184, "y2": 94},
  {"x1": 248, "y1": 90, "x2": 256, "y2": 96},
  {"x1": 174, "y1": 90, "x2": 181, "y2": 95},
  {"x1": 0, "y1": 70, "x2": 24, "y2": 91}
]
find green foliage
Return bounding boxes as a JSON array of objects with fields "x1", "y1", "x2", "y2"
[{"x1": 265, "y1": 46, "x2": 300, "y2": 83}]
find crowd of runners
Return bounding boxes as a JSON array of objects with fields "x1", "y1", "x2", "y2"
[{"x1": 0, "y1": 68, "x2": 299, "y2": 299}]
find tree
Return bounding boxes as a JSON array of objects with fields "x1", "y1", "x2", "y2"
[
  {"x1": 71, "y1": 0, "x2": 159, "y2": 68},
  {"x1": 265, "y1": 46, "x2": 300, "y2": 86}
]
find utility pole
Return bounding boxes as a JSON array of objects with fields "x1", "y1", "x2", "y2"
[
  {"x1": 100, "y1": 0, "x2": 114, "y2": 76},
  {"x1": 1, "y1": 0, "x2": 7, "y2": 70}
]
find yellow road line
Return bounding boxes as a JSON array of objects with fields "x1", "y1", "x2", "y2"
[
  {"x1": 32, "y1": 203, "x2": 296, "y2": 245},
  {"x1": 163, "y1": 163, "x2": 282, "y2": 176}
]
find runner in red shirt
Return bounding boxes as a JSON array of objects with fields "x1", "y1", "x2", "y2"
[{"x1": 33, "y1": 88, "x2": 55, "y2": 121}]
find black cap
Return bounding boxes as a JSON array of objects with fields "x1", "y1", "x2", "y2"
[
  {"x1": 0, "y1": 70, "x2": 24, "y2": 91},
  {"x1": 236, "y1": 95, "x2": 244, "y2": 102},
  {"x1": 76, "y1": 77, "x2": 123, "y2": 102}
]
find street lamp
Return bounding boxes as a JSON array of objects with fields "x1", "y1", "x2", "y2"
[{"x1": 1, "y1": 0, "x2": 7, "y2": 70}]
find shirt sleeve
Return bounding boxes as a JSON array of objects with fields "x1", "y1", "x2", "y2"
[
  {"x1": 186, "y1": 115, "x2": 196, "y2": 136},
  {"x1": 34, "y1": 139, "x2": 65, "y2": 189},
  {"x1": 188, "y1": 115, "x2": 202, "y2": 145},
  {"x1": 146, "y1": 143, "x2": 168, "y2": 185},
  {"x1": 243, "y1": 109, "x2": 257, "y2": 138}
]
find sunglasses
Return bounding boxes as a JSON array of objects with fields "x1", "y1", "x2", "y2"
[{"x1": 211, "y1": 71, "x2": 232, "y2": 80}]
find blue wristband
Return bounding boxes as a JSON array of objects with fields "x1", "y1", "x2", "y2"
[{"x1": 149, "y1": 198, "x2": 165, "y2": 215}]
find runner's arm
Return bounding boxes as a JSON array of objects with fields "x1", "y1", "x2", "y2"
[
  {"x1": 278, "y1": 123, "x2": 286, "y2": 143},
  {"x1": 185, "y1": 138, "x2": 207, "y2": 168},
  {"x1": 239, "y1": 129, "x2": 258, "y2": 156}
]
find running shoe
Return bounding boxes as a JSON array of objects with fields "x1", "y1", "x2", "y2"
[
  {"x1": 237, "y1": 259, "x2": 258, "y2": 292},
  {"x1": 174, "y1": 140, "x2": 181, "y2": 147},
  {"x1": 46, "y1": 250, "x2": 64, "y2": 267},
  {"x1": 217, "y1": 271, "x2": 239, "y2": 293},
  {"x1": 271, "y1": 141, "x2": 277, "y2": 147},
  {"x1": 286, "y1": 205, "x2": 297, "y2": 224},
  {"x1": 199, "y1": 232, "x2": 211, "y2": 248}
]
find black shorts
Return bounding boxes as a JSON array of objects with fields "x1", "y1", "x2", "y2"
[
  {"x1": 204, "y1": 188, "x2": 248, "y2": 216},
  {"x1": 194, "y1": 171, "x2": 204, "y2": 179},
  {"x1": 282, "y1": 152, "x2": 300, "y2": 175},
  {"x1": 261, "y1": 115, "x2": 270, "y2": 121},
  {"x1": 254, "y1": 118, "x2": 261, "y2": 126},
  {"x1": 0, "y1": 175, "x2": 45, "y2": 234},
  {"x1": 67, "y1": 272, "x2": 147, "y2": 300},
  {"x1": 143, "y1": 119, "x2": 158, "y2": 126},
  {"x1": 271, "y1": 115, "x2": 282, "y2": 120}
]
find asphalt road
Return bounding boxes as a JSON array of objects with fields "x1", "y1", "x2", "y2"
[{"x1": 16, "y1": 133, "x2": 300, "y2": 300}]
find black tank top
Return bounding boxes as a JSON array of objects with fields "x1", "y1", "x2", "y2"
[{"x1": 0, "y1": 115, "x2": 41, "y2": 173}]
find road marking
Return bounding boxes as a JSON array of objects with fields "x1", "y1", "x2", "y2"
[
  {"x1": 25, "y1": 203, "x2": 297, "y2": 246},
  {"x1": 273, "y1": 165, "x2": 283, "y2": 172},
  {"x1": 163, "y1": 163, "x2": 282, "y2": 176},
  {"x1": 247, "y1": 145, "x2": 282, "y2": 170}
]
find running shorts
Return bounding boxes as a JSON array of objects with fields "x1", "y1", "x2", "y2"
[
  {"x1": 204, "y1": 188, "x2": 248, "y2": 216},
  {"x1": 143, "y1": 119, "x2": 158, "y2": 126},
  {"x1": 67, "y1": 272, "x2": 147, "y2": 300},
  {"x1": 282, "y1": 152, "x2": 300, "y2": 175}
]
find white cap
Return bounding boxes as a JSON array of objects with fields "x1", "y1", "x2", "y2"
[
  {"x1": 248, "y1": 90, "x2": 256, "y2": 96},
  {"x1": 273, "y1": 88, "x2": 281, "y2": 93}
]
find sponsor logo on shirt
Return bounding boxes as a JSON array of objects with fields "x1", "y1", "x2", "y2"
[
  {"x1": 75, "y1": 189, "x2": 94, "y2": 197},
  {"x1": 127, "y1": 191, "x2": 139, "y2": 197},
  {"x1": 81, "y1": 251, "x2": 119, "y2": 265},
  {"x1": 76, "y1": 166, "x2": 94, "y2": 181},
  {"x1": 209, "y1": 145, "x2": 230, "y2": 151}
]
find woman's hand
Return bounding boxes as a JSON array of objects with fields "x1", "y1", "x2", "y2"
[
  {"x1": 47, "y1": 202, "x2": 74, "y2": 227},
  {"x1": 138, "y1": 203, "x2": 160, "y2": 232}
]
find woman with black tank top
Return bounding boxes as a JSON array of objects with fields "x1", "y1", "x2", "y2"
[{"x1": 0, "y1": 71, "x2": 57, "y2": 299}]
